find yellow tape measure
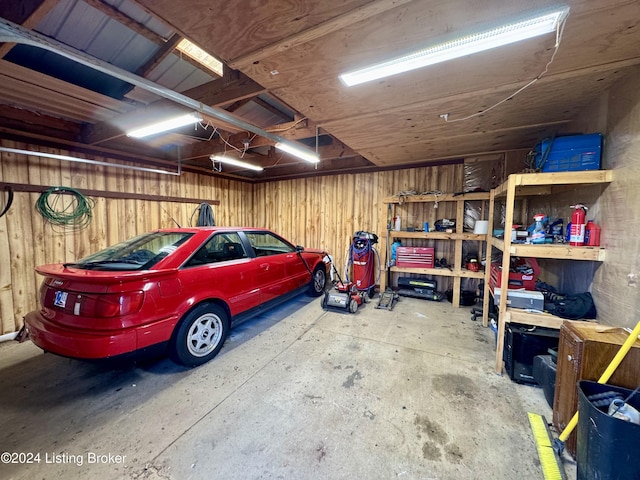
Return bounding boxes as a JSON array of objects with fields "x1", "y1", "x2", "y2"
[{"x1": 527, "y1": 412, "x2": 565, "y2": 480}]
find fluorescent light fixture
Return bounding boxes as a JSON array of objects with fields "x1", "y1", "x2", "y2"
[
  {"x1": 275, "y1": 142, "x2": 320, "y2": 164},
  {"x1": 339, "y1": 7, "x2": 569, "y2": 86},
  {"x1": 210, "y1": 155, "x2": 264, "y2": 172},
  {"x1": 127, "y1": 113, "x2": 201, "y2": 138},
  {"x1": 176, "y1": 39, "x2": 223, "y2": 77}
]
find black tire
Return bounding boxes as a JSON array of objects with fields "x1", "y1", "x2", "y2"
[
  {"x1": 307, "y1": 264, "x2": 327, "y2": 297},
  {"x1": 170, "y1": 303, "x2": 229, "y2": 367},
  {"x1": 349, "y1": 298, "x2": 359, "y2": 313}
]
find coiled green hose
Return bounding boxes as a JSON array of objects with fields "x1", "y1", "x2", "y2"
[{"x1": 36, "y1": 187, "x2": 94, "y2": 229}]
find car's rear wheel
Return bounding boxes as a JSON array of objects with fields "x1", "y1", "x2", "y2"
[
  {"x1": 170, "y1": 303, "x2": 229, "y2": 367},
  {"x1": 307, "y1": 265, "x2": 326, "y2": 297}
]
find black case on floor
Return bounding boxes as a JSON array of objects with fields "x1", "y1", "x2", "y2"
[
  {"x1": 504, "y1": 323, "x2": 560, "y2": 385},
  {"x1": 533, "y1": 354, "x2": 557, "y2": 407}
]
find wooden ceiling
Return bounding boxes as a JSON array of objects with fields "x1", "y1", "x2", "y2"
[{"x1": 1, "y1": 0, "x2": 640, "y2": 182}]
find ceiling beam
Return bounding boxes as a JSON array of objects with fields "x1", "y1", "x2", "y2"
[
  {"x1": 224, "y1": 97, "x2": 254, "y2": 113},
  {"x1": 136, "y1": 33, "x2": 181, "y2": 77},
  {"x1": 0, "y1": 0, "x2": 57, "y2": 58},
  {"x1": 83, "y1": 0, "x2": 166, "y2": 44},
  {"x1": 251, "y1": 97, "x2": 293, "y2": 122},
  {"x1": 221, "y1": 118, "x2": 320, "y2": 149},
  {"x1": 83, "y1": 1, "x2": 221, "y2": 77},
  {"x1": 0, "y1": 105, "x2": 82, "y2": 141},
  {"x1": 82, "y1": 72, "x2": 266, "y2": 145},
  {"x1": 228, "y1": 0, "x2": 413, "y2": 69},
  {"x1": 180, "y1": 135, "x2": 357, "y2": 163}
]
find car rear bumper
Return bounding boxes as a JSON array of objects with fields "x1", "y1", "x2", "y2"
[{"x1": 24, "y1": 311, "x2": 176, "y2": 360}]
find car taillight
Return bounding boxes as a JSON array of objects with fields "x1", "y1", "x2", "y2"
[
  {"x1": 80, "y1": 292, "x2": 145, "y2": 318},
  {"x1": 43, "y1": 284, "x2": 145, "y2": 318}
]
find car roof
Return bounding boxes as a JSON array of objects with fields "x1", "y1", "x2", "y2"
[{"x1": 154, "y1": 227, "x2": 271, "y2": 234}]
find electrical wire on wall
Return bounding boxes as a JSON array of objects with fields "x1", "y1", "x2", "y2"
[{"x1": 36, "y1": 187, "x2": 94, "y2": 230}]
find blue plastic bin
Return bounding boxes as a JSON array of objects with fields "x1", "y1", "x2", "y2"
[{"x1": 535, "y1": 133, "x2": 602, "y2": 172}]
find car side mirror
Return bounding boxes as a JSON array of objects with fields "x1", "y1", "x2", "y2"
[{"x1": 295, "y1": 245, "x2": 304, "y2": 252}]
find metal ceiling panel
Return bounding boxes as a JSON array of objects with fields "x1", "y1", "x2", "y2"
[
  {"x1": 147, "y1": 54, "x2": 216, "y2": 93},
  {"x1": 104, "y1": 0, "x2": 174, "y2": 39}
]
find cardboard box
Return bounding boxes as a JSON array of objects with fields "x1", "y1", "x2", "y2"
[{"x1": 494, "y1": 288, "x2": 544, "y2": 310}]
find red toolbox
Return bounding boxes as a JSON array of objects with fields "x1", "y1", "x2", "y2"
[
  {"x1": 396, "y1": 247, "x2": 435, "y2": 268},
  {"x1": 489, "y1": 258, "x2": 540, "y2": 290}
]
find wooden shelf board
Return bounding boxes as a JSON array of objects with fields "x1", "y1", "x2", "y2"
[
  {"x1": 384, "y1": 192, "x2": 489, "y2": 204},
  {"x1": 494, "y1": 170, "x2": 613, "y2": 198},
  {"x1": 505, "y1": 308, "x2": 565, "y2": 329},
  {"x1": 491, "y1": 238, "x2": 605, "y2": 261},
  {"x1": 389, "y1": 231, "x2": 486, "y2": 241},
  {"x1": 390, "y1": 266, "x2": 485, "y2": 279}
]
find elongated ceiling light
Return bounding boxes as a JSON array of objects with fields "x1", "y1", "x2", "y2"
[
  {"x1": 176, "y1": 39, "x2": 224, "y2": 77},
  {"x1": 127, "y1": 112, "x2": 201, "y2": 138},
  {"x1": 275, "y1": 142, "x2": 319, "y2": 164},
  {"x1": 210, "y1": 155, "x2": 264, "y2": 172},
  {"x1": 339, "y1": 7, "x2": 570, "y2": 86}
]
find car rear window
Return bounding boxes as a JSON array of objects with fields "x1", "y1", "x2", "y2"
[{"x1": 67, "y1": 232, "x2": 193, "y2": 271}]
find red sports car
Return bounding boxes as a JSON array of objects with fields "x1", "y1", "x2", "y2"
[{"x1": 24, "y1": 227, "x2": 329, "y2": 366}]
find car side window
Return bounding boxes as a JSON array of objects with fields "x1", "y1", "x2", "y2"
[
  {"x1": 185, "y1": 232, "x2": 247, "y2": 266},
  {"x1": 245, "y1": 232, "x2": 294, "y2": 257}
]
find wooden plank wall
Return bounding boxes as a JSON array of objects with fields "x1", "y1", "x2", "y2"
[
  {"x1": 567, "y1": 67, "x2": 640, "y2": 328},
  {"x1": 0, "y1": 140, "x2": 252, "y2": 334},
  {"x1": 252, "y1": 163, "x2": 464, "y2": 283},
  {"x1": 0, "y1": 138, "x2": 469, "y2": 335}
]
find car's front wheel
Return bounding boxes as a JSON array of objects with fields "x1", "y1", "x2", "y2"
[
  {"x1": 170, "y1": 303, "x2": 229, "y2": 367},
  {"x1": 307, "y1": 265, "x2": 326, "y2": 297}
]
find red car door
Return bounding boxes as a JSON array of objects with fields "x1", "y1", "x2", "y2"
[
  {"x1": 244, "y1": 231, "x2": 293, "y2": 304},
  {"x1": 181, "y1": 232, "x2": 261, "y2": 316}
]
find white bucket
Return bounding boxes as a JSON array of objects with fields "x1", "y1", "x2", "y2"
[{"x1": 473, "y1": 220, "x2": 489, "y2": 234}]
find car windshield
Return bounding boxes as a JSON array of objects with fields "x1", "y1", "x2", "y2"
[{"x1": 67, "y1": 232, "x2": 193, "y2": 271}]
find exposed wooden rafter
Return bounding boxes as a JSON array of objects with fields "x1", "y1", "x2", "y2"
[
  {"x1": 82, "y1": 72, "x2": 267, "y2": 145},
  {"x1": 83, "y1": 0, "x2": 166, "y2": 44},
  {"x1": 0, "y1": 0, "x2": 57, "y2": 58}
]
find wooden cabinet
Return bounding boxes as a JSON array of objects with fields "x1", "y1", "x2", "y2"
[
  {"x1": 553, "y1": 321, "x2": 640, "y2": 457},
  {"x1": 380, "y1": 192, "x2": 489, "y2": 308},
  {"x1": 483, "y1": 170, "x2": 613, "y2": 372}
]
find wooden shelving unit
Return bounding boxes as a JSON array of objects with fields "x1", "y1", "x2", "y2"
[
  {"x1": 380, "y1": 192, "x2": 489, "y2": 308},
  {"x1": 483, "y1": 170, "x2": 614, "y2": 373}
]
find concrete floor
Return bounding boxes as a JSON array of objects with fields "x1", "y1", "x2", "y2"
[{"x1": 0, "y1": 295, "x2": 576, "y2": 480}]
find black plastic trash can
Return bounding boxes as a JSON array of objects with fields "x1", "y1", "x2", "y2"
[{"x1": 577, "y1": 380, "x2": 640, "y2": 480}]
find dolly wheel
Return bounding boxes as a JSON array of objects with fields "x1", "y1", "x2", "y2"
[{"x1": 349, "y1": 298, "x2": 358, "y2": 313}]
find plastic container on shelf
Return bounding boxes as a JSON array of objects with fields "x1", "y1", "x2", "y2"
[
  {"x1": 391, "y1": 240, "x2": 402, "y2": 264},
  {"x1": 584, "y1": 220, "x2": 601, "y2": 246},
  {"x1": 531, "y1": 214, "x2": 546, "y2": 244},
  {"x1": 534, "y1": 133, "x2": 603, "y2": 172}
]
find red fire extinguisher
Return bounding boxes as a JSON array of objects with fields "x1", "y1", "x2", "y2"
[{"x1": 569, "y1": 204, "x2": 588, "y2": 246}]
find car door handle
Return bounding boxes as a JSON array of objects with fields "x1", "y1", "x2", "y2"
[{"x1": 260, "y1": 263, "x2": 270, "y2": 270}]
